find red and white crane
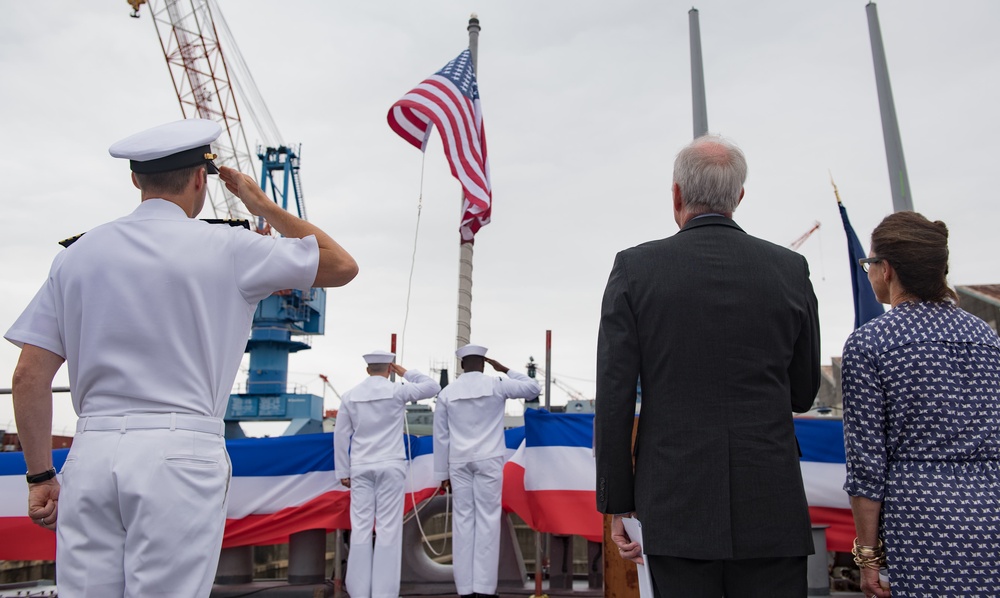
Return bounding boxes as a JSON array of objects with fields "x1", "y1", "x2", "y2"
[{"x1": 127, "y1": 0, "x2": 288, "y2": 226}]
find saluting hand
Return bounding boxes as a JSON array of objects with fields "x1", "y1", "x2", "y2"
[
  {"x1": 484, "y1": 357, "x2": 509, "y2": 374},
  {"x1": 28, "y1": 479, "x2": 60, "y2": 531},
  {"x1": 218, "y1": 166, "x2": 274, "y2": 218},
  {"x1": 389, "y1": 363, "x2": 407, "y2": 377},
  {"x1": 340, "y1": 478, "x2": 351, "y2": 489}
]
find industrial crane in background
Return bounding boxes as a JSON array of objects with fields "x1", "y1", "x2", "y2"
[
  {"x1": 790, "y1": 220, "x2": 821, "y2": 251},
  {"x1": 129, "y1": 0, "x2": 327, "y2": 438},
  {"x1": 526, "y1": 358, "x2": 593, "y2": 404}
]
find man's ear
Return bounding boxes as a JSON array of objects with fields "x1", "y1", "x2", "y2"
[
  {"x1": 736, "y1": 187, "x2": 745, "y2": 207},
  {"x1": 131, "y1": 172, "x2": 141, "y2": 190},
  {"x1": 672, "y1": 182, "x2": 683, "y2": 213},
  {"x1": 192, "y1": 166, "x2": 207, "y2": 192}
]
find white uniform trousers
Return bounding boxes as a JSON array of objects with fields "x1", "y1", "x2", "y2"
[
  {"x1": 57, "y1": 416, "x2": 230, "y2": 598},
  {"x1": 449, "y1": 456, "x2": 504, "y2": 595},
  {"x1": 346, "y1": 460, "x2": 407, "y2": 598}
]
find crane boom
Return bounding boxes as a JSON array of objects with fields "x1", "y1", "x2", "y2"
[
  {"x1": 535, "y1": 366, "x2": 590, "y2": 402},
  {"x1": 790, "y1": 221, "x2": 821, "y2": 251},
  {"x1": 140, "y1": 0, "x2": 257, "y2": 223}
]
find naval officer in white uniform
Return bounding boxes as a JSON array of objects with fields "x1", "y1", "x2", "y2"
[
  {"x1": 433, "y1": 344, "x2": 540, "y2": 598},
  {"x1": 6, "y1": 118, "x2": 358, "y2": 597},
  {"x1": 334, "y1": 350, "x2": 440, "y2": 598}
]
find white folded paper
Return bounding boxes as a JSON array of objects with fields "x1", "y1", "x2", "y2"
[{"x1": 620, "y1": 516, "x2": 654, "y2": 598}]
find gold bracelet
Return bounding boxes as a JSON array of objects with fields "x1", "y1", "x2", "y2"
[{"x1": 851, "y1": 537, "x2": 886, "y2": 570}]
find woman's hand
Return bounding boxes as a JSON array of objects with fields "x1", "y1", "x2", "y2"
[{"x1": 859, "y1": 566, "x2": 890, "y2": 598}]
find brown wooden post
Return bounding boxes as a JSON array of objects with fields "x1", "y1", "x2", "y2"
[{"x1": 602, "y1": 416, "x2": 641, "y2": 598}]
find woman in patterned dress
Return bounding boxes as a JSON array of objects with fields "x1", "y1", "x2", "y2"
[{"x1": 842, "y1": 211, "x2": 1000, "y2": 598}]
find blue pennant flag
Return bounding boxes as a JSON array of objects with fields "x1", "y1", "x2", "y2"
[{"x1": 839, "y1": 202, "x2": 885, "y2": 328}]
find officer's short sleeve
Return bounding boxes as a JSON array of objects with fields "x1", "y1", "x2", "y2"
[
  {"x1": 5, "y1": 268, "x2": 66, "y2": 357},
  {"x1": 234, "y1": 233, "x2": 320, "y2": 304}
]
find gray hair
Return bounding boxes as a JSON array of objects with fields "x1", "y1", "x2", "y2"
[{"x1": 672, "y1": 135, "x2": 748, "y2": 215}]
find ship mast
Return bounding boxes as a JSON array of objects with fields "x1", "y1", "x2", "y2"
[
  {"x1": 866, "y1": 2, "x2": 914, "y2": 212},
  {"x1": 455, "y1": 14, "x2": 480, "y2": 375},
  {"x1": 689, "y1": 8, "x2": 709, "y2": 138}
]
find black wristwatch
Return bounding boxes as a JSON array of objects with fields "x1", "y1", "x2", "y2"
[{"x1": 26, "y1": 468, "x2": 57, "y2": 484}]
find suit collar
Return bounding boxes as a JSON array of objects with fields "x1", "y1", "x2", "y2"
[{"x1": 679, "y1": 214, "x2": 744, "y2": 234}]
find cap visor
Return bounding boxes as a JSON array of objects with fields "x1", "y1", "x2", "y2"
[{"x1": 206, "y1": 161, "x2": 219, "y2": 175}]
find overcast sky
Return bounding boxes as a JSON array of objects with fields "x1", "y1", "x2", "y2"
[{"x1": 2, "y1": 1, "x2": 998, "y2": 435}]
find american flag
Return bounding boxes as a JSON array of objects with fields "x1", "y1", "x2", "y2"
[{"x1": 388, "y1": 49, "x2": 491, "y2": 243}]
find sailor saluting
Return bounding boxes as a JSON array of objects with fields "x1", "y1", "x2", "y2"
[
  {"x1": 334, "y1": 349, "x2": 440, "y2": 598},
  {"x1": 5, "y1": 118, "x2": 357, "y2": 596},
  {"x1": 433, "y1": 344, "x2": 540, "y2": 598}
]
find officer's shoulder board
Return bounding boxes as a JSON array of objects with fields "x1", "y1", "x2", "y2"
[{"x1": 58, "y1": 219, "x2": 251, "y2": 248}]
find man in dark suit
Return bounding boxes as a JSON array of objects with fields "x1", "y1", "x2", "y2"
[{"x1": 594, "y1": 135, "x2": 820, "y2": 597}]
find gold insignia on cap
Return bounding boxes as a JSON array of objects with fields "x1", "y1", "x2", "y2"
[{"x1": 204, "y1": 152, "x2": 217, "y2": 160}]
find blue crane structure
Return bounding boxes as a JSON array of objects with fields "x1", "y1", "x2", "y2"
[{"x1": 225, "y1": 144, "x2": 328, "y2": 438}]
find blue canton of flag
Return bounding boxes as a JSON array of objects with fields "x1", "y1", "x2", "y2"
[{"x1": 437, "y1": 51, "x2": 478, "y2": 101}]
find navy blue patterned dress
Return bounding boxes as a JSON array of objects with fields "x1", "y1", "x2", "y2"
[{"x1": 842, "y1": 301, "x2": 1000, "y2": 597}]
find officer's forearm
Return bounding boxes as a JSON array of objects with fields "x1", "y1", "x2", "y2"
[
  {"x1": 12, "y1": 346, "x2": 63, "y2": 475},
  {"x1": 258, "y1": 202, "x2": 358, "y2": 288}
]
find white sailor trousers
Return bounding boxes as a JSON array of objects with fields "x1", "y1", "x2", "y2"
[
  {"x1": 56, "y1": 415, "x2": 230, "y2": 598},
  {"x1": 449, "y1": 456, "x2": 504, "y2": 595},
  {"x1": 346, "y1": 460, "x2": 407, "y2": 598}
]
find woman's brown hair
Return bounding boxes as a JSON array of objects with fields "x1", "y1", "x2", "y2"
[{"x1": 871, "y1": 211, "x2": 957, "y2": 303}]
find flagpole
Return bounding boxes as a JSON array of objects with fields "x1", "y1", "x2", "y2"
[
  {"x1": 455, "y1": 13, "x2": 480, "y2": 375},
  {"x1": 866, "y1": 2, "x2": 913, "y2": 212},
  {"x1": 689, "y1": 8, "x2": 709, "y2": 139}
]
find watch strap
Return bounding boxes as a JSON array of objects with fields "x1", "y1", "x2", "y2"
[{"x1": 26, "y1": 468, "x2": 57, "y2": 484}]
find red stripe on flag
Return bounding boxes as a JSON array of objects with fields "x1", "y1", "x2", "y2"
[
  {"x1": 420, "y1": 79, "x2": 487, "y2": 178},
  {"x1": 808, "y1": 506, "x2": 855, "y2": 553},
  {"x1": 402, "y1": 86, "x2": 489, "y2": 198},
  {"x1": 0, "y1": 517, "x2": 56, "y2": 560},
  {"x1": 403, "y1": 487, "x2": 440, "y2": 513},
  {"x1": 526, "y1": 490, "x2": 603, "y2": 544},
  {"x1": 223, "y1": 490, "x2": 350, "y2": 548},
  {"x1": 501, "y1": 461, "x2": 535, "y2": 529},
  {"x1": 387, "y1": 108, "x2": 425, "y2": 150}
]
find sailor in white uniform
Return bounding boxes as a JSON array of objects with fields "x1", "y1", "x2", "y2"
[
  {"x1": 433, "y1": 344, "x2": 541, "y2": 598},
  {"x1": 335, "y1": 350, "x2": 441, "y2": 598},
  {"x1": 5, "y1": 118, "x2": 358, "y2": 597}
]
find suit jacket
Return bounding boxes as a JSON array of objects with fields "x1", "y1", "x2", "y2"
[{"x1": 594, "y1": 215, "x2": 820, "y2": 559}]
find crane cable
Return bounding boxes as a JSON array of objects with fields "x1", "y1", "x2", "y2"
[
  {"x1": 399, "y1": 152, "x2": 451, "y2": 556},
  {"x1": 209, "y1": 0, "x2": 283, "y2": 146}
]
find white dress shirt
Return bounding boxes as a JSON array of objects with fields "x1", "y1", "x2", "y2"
[
  {"x1": 334, "y1": 369, "x2": 440, "y2": 479},
  {"x1": 433, "y1": 370, "x2": 540, "y2": 480},
  {"x1": 5, "y1": 199, "x2": 319, "y2": 418}
]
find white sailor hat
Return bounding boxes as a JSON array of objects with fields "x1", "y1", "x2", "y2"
[
  {"x1": 363, "y1": 350, "x2": 396, "y2": 365},
  {"x1": 109, "y1": 119, "x2": 222, "y2": 174},
  {"x1": 455, "y1": 344, "x2": 488, "y2": 359}
]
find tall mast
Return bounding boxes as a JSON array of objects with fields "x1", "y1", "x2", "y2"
[
  {"x1": 866, "y1": 2, "x2": 913, "y2": 212},
  {"x1": 455, "y1": 14, "x2": 480, "y2": 375},
  {"x1": 689, "y1": 8, "x2": 709, "y2": 138}
]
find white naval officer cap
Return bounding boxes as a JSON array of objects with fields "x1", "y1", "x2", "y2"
[
  {"x1": 455, "y1": 344, "x2": 488, "y2": 359},
  {"x1": 363, "y1": 350, "x2": 396, "y2": 365},
  {"x1": 109, "y1": 119, "x2": 222, "y2": 174}
]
